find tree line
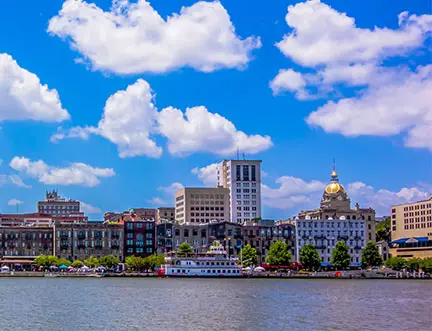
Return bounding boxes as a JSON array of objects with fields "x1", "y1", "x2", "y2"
[{"x1": 34, "y1": 254, "x2": 166, "y2": 272}]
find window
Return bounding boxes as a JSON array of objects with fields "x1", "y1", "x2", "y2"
[
  {"x1": 136, "y1": 223, "x2": 143, "y2": 229},
  {"x1": 236, "y1": 165, "x2": 241, "y2": 181},
  {"x1": 251, "y1": 165, "x2": 256, "y2": 181},
  {"x1": 127, "y1": 223, "x2": 133, "y2": 230},
  {"x1": 146, "y1": 248, "x2": 153, "y2": 253},
  {"x1": 146, "y1": 233, "x2": 152, "y2": 239},
  {"x1": 243, "y1": 165, "x2": 249, "y2": 181},
  {"x1": 127, "y1": 233, "x2": 133, "y2": 239}
]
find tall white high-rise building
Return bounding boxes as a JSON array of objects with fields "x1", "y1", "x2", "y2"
[{"x1": 216, "y1": 160, "x2": 262, "y2": 224}]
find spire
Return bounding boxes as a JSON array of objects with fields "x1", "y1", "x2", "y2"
[{"x1": 331, "y1": 158, "x2": 338, "y2": 182}]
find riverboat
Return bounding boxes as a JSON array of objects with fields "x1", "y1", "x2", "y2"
[{"x1": 159, "y1": 242, "x2": 242, "y2": 277}]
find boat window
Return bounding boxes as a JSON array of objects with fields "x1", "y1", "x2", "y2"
[
  {"x1": 220, "y1": 262, "x2": 224, "y2": 266},
  {"x1": 182, "y1": 270, "x2": 186, "y2": 273},
  {"x1": 212, "y1": 270, "x2": 216, "y2": 273},
  {"x1": 216, "y1": 262, "x2": 219, "y2": 266},
  {"x1": 207, "y1": 270, "x2": 210, "y2": 273},
  {"x1": 211, "y1": 262, "x2": 214, "y2": 266},
  {"x1": 196, "y1": 262, "x2": 200, "y2": 266},
  {"x1": 217, "y1": 270, "x2": 220, "y2": 273},
  {"x1": 177, "y1": 269, "x2": 180, "y2": 273}
]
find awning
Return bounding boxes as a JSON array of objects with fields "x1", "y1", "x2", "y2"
[
  {"x1": 390, "y1": 237, "x2": 429, "y2": 244},
  {"x1": 320, "y1": 262, "x2": 332, "y2": 267},
  {"x1": 350, "y1": 262, "x2": 362, "y2": 267}
]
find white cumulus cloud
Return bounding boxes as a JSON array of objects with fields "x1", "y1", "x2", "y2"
[
  {"x1": 158, "y1": 182, "x2": 184, "y2": 196},
  {"x1": 0, "y1": 53, "x2": 70, "y2": 123},
  {"x1": 52, "y1": 79, "x2": 272, "y2": 158},
  {"x1": 191, "y1": 163, "x2": 218, "y2": 186},
  {"x1": 271, "y1": 0, "x2": 432, "y2": 151},
  {"x1": 8, "y1": 198, "x2": 23, "y2": 206},
  {"x1": 47, "y1": 0, "x2": 261, "y2": 75},
  {"x1": 80, "y1": 201, "x2": 102, "y2": 214},
  {"x1": 147, "y1": 197, "x2": 167, "y2": 206},
  {"x1": 9, "y1": 156, "x2": 114, "y2": 187}
]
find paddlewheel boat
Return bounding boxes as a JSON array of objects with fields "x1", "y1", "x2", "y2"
[{"x1": 159, "y1": 242, "x2": 242, "y2": 277}]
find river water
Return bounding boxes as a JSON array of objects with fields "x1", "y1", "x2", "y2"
[{"x1": 0, "y1": 278, "x2": 430, "y2": 331}]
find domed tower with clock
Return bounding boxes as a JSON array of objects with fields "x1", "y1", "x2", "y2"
[{"x1": 320, "y1": 167, "x2": 351, "y2": 210}]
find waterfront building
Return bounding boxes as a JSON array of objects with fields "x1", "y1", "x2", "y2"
[
  {"x1": 295, "y1": 218, "x2": 366, "y2": 266},
  {"x1": 156, "y1": 220, "x2": 295, "y2": 262},
  {"x1": 298, "y1": 167, "x2": 376, "y2": 243},
  {"x1": 54, "y1": 222, "x2": 124, "y2": 262},
  {"x1": 0, "y1": 213, "x2": 53, "y2": 226},
  {"x1": 377, "y1": 240, "x2": 389, "y2": 262},
  {"x1": 0, "y1": 225, "x2": 54, "y2": 259},
  {"x1": 157, "y1": 207, "x2": 175, "y2": 224},
  {"x1": 37, "y1": 190, "x2": 79, "y2": 216},
  {"x1": 156, "y1": 222, "x2": 174, "y2": 254},
  {"x1": 217, "y1": 159, "x2": 262, "y2": 224},
  {"x1": 174, "y1": 187, "x2": 230, "y2": 224},
  {"x1": 389, "y1": 196, "x2": 432, "y2": 259},
  {"x1": 124, "y1": 209, "x2": 155, "y2": 258}
]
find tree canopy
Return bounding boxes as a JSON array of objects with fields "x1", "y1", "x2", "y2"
[
  {"x1": 241, "y1": 244, "x2": 257, "y2": 267},
  {"x1": 56, "y1": 258, "x2": 71, "y2": 267},
  {"x1": 361, "y1": 242, "x2": 382, "y2": 267},
  {"x1": 385, "y1": 257, "x2": 406, "y2": 271},
  {"x1": 99, "y1": 255, "x2": 120, "y2": 268},
  {"x1": 71, "y1": 260, "x2": 84, "y2": 268},
  {"x1": 299, "y1": 244, "x2": 321, "y2": 270},
  {"x1": 178, "y1": 242, "x2": 194, "y2": 254},
  {"x1": 376, "y1": 217, "x2": 390, "y2": 242},
  {"x1": 126, "y1": 256, "x2": 146, "y2": 272},
  {"x1": 265, "y1": 241, "x2": 292, "y2": 266},
  {"x1": 34, "y1": 255, "x2": 59, "y2": 268},
  {"x1": 331, "y1": 241, "x2": 351, "y2": 270},
  {"x1": 84, "y1": 256, "x2": 100, "y2": 268}
]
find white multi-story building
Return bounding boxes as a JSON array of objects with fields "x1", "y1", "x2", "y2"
[
  {"x1": 216, "y1": 160, "x2": 262, "y2": 224},
  {"x1": 295, "y1": 218, "x2": 366, "y2": 266}
]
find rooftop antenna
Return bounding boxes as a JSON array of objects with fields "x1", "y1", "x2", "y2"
[
  {"x1": 236, "y1": 146, "x2": 240, "y2": 160},
  {"x1": 333, "y1": 157, "x2": 336, "y2": 172},
  {"x1": 242, "y1": 152, "x2": 245, "y2": 160}
]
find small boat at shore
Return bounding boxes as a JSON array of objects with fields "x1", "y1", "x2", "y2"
[{"x1": 44, "y1": 273, "x2": 58, "y2": 278}]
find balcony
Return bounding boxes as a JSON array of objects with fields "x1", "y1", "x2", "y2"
[
  {"x1": 94, "y1": 233, "x2": 103, "y2": 239},
  {"x1": 111, "y1": 233, "x2": 120, "y2": 239},
  {"x1": 78, "y1": 234, "x2": 86, "y2": 239},
  {"x1": 315, "y1": 245, "x2": 326, "y2": 250},
  {"x1": 60, "y1": 243, "x2": 69, "y2": 249},
  {"x1": 314, "y1": 235, "x2": 326, "y2": 240},
  {"x1": 60, "y1": 233, "x2": 68, "y2": 239},
  {"x1": 337, "y1": 236, "x2": 349, "y2": 241},
  {"x1": 354, "y1": 246, "x2": 363, "y2": 250},
  {"x1": 111, "y1": 244, "x2": 120, "y2": 249}
]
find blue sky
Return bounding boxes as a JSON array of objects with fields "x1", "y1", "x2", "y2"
[{"x1": 0, "y1": 0, "x2": 431, "y2": 219}]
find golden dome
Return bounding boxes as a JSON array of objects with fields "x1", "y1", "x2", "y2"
[
  {"x1": 331, "y1": 170, "x2": 338, "y2": 177},
  {"x1": 325, "y1": 182, "x2": 346, "y2": 194}
]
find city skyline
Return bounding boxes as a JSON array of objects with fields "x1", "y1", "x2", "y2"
[{"x1": 0, "y1": 0, "x2": 431, "y2": 220}]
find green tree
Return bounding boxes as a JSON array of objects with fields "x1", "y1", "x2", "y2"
[
  {"x1": 178, "y1": 242, "x2": 194, "y2": 254},
  {"x1": 71, "y1": 260, "x2": 84, "y2": 268},
  {"x1": 99, "y1": 255, "x2": 120, "y2": 268},
  {"x1": 141, "y1": 254, "x2": 165, "y2": 271},
  {"x1": 385, "y1": 256, "x2": 407, "y2": 271},
  {"x1": 265, "y1": 241, "x2": 292, "y2": 266},
  {"x1": 84, "y1": 256, "x2": 100, "y2": 268},
  {"x1": 240, "y1": 244, "x2": 257, "y2": 267},
  {"x1": 299, "y1": 244, "x2": 321, "y2": 271},
  {"x1": 406, "y1": 258, "x2": 422, "y2": 272},
  {"x1": 125, "y1": 256, "x2": 146, "y2": 272},
  {"x1": 376, "y1": 217, "x2": 390, "y2": 242},
  {"x1": 420, "y1": 258, "x2": 432, "y2": 273},
  {"x1": 361, "y1": 242, "x2": 382, "y2": 267},
  {"x1": 35, "y1": 255, "x2": 59, "y2": 268},
  {"x1": 56, "y1": 258, "x2": 71, "y2": 267},
  {"x1": 331, "y1": 241, "x2": 351, "y2": 270}
]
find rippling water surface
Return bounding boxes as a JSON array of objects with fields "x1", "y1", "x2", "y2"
[{"x1": 0, "y1": 278, "x2": 431, "y2": 330}]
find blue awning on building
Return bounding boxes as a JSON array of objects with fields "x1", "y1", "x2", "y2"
[
  {"x1": 320, "y1": 262, "x2": 332, "y2": 267},
  {"x1": 350, "y1": 262, "x2": 362, "y2": 267},
  {"x1": 390, "y1": 237, "x2": 429, "y2": 245}
]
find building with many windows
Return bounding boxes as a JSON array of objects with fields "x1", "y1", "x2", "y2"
[
  {"x1": 37, "y1": 190, "x2": 88, "y2": 223},
  {"x1": 174, "y1": 187, "x2": 230, "y2": 224},
  {"x1": 157, "y1": 207, "x2": 175, "y2": 224},
  {"x1": 124, "y1": 218, "x2": 155, "y2": 258},
  {"x1": 389, "y1": 196, "x2": 432, "y2": 259},
  {"x1": 295, "y1": 218, "x2": 366, "y2": 266},
  {"x1": 54, "y1": 222, "x2": 124, "y2": 262},
  {"x1": 217, "y1": 160, "x2": 262, "y2": 223},
  {"x1": 298, "y1": 167, "x2": 376, "y2": 243},
  {"x1": 0, "y1": 225, "x2": 54, "y2": 258}
]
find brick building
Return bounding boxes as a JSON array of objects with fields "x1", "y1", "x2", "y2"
[
  {"x1": 54, "y1": 222, "x2": 124, "y2": 262},
  {"x1": 0, "y1": 226, "x2": 54, "y2": 258}
]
